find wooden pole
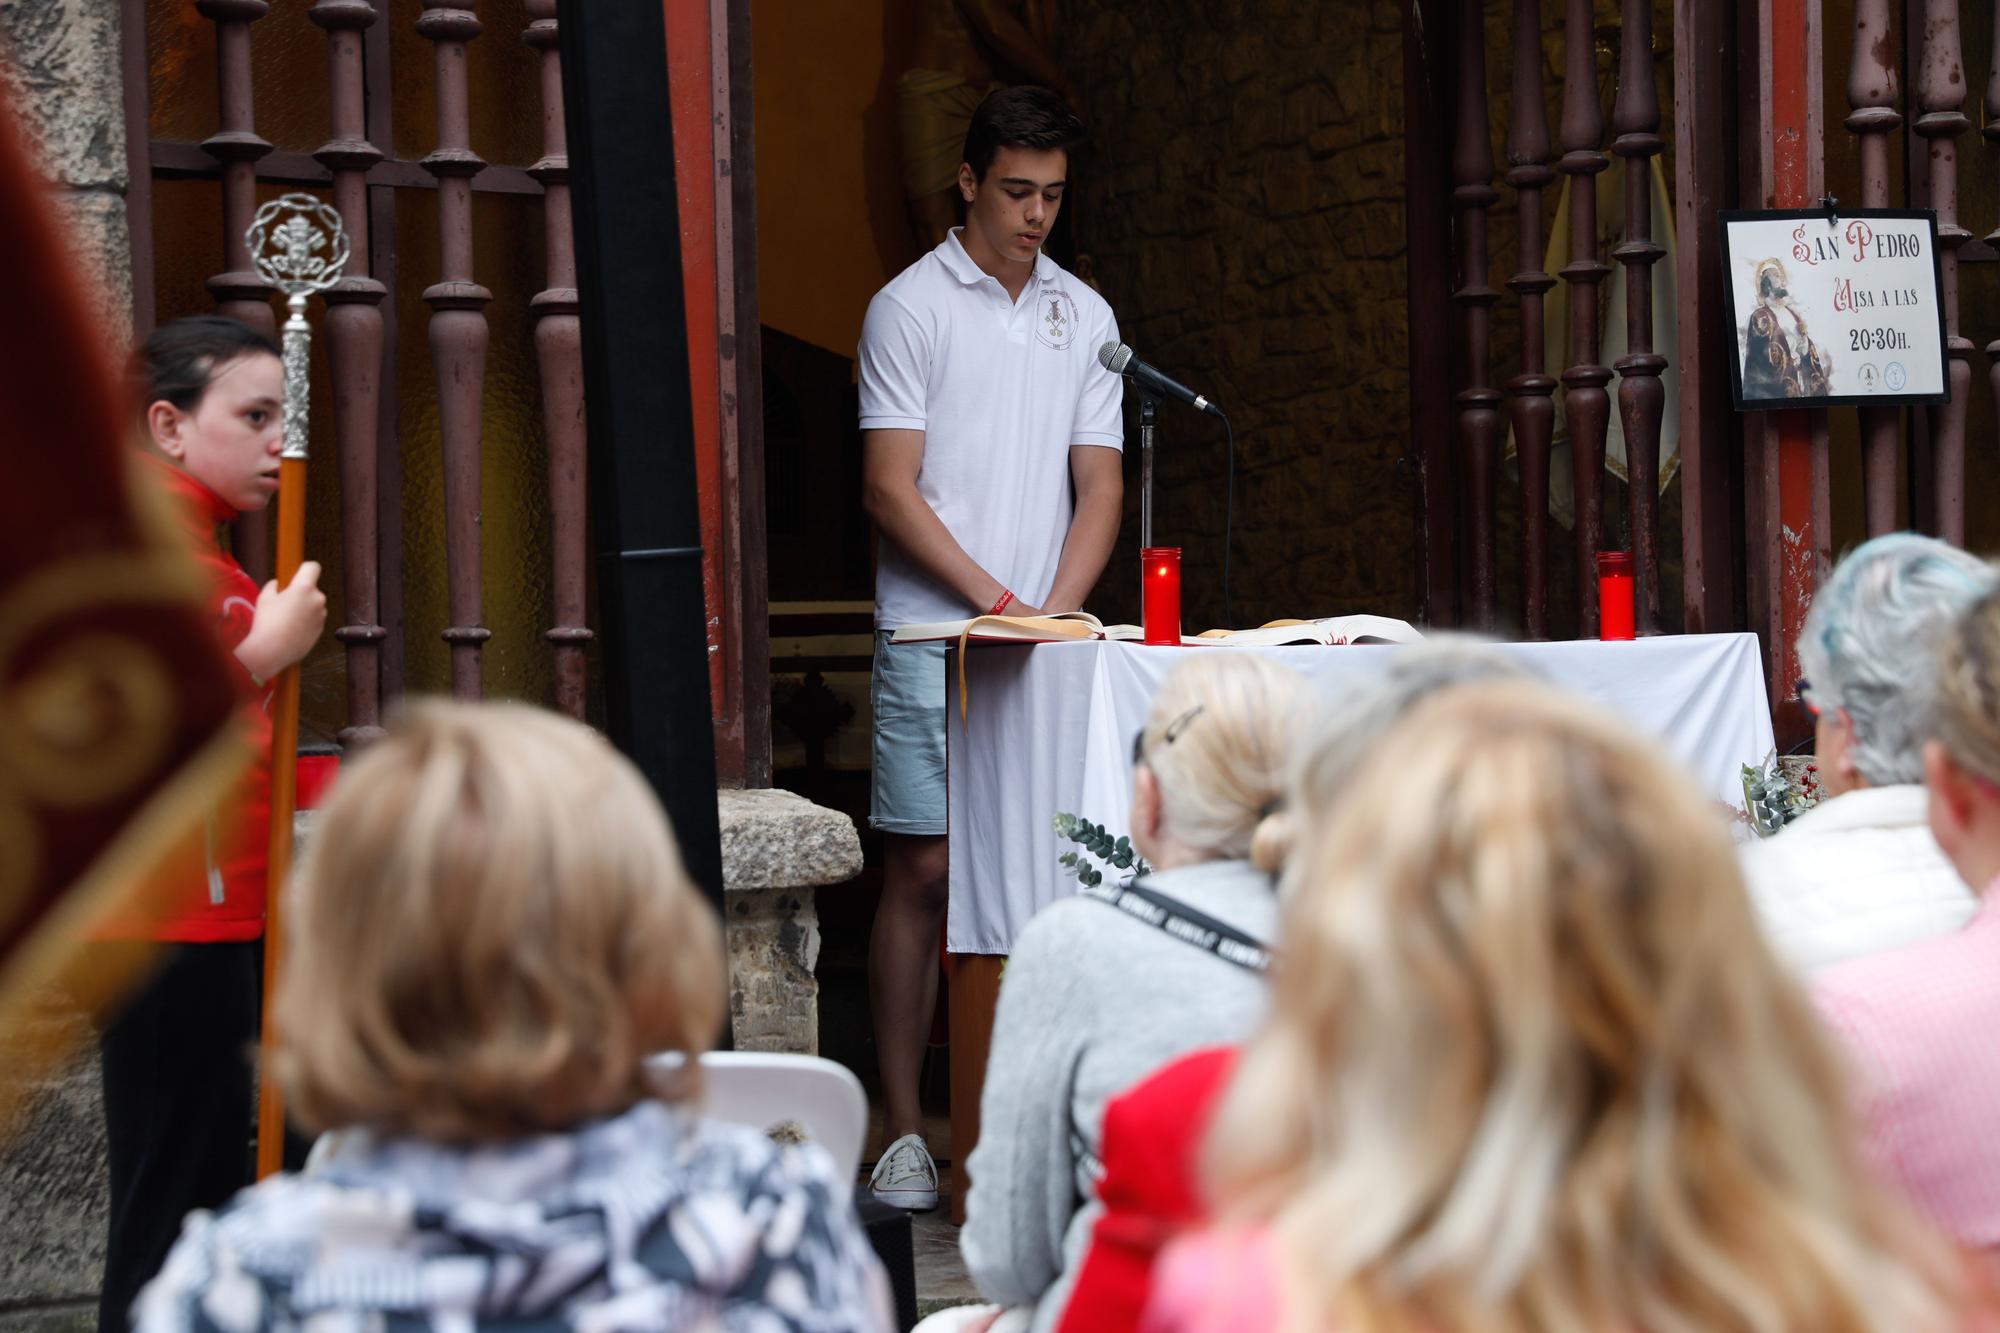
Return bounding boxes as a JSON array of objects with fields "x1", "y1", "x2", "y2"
[{"x1": 255, "y1": 446, "x2": 306, "y2": 1180}]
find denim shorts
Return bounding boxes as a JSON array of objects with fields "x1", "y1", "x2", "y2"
[{"x1": 870, "y1": 632, "x2": 948, "y2": 835}]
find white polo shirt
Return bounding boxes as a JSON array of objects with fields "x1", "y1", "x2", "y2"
[{"x1": 859, "y1": 229, "x2": 1124, "y2": 629}]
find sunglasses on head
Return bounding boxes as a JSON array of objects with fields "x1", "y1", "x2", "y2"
[{"x1": 1132, "y1": 704, "x2": 1204, "y2": 766}]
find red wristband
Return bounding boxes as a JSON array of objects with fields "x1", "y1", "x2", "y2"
[{"x1": 989, "y1": 590, "x2": 1015, "y2": 616}]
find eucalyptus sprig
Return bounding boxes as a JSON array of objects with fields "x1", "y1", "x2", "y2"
[{"x1": 1053, "y1": 811, "x2": 1151, "y2": 888}]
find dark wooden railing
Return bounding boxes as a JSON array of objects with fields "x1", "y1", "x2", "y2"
[
  {"x1": 1848, "y1": 0, "x2": 1901, "y2": 536},
  {"x1": 1612, "y1": 0, "x2": 1666, "y2": 635},
  {"x1": 1452, "y1": 0, "x2": 1501, "y2": 632},
  {"x1": 1987, "y1": 11, "x2": 2000, "y2": 489},
  {"x1": 1422, "y1": 0, "x2": 1984, "y2": 655},
  {"x1": 313, "y1": 0, "x2": 388, "y2": 748},
  {"x1": 1916, "y1": 0, "x2": 1971, "y2": 548},
  {"x1": 1505, "y1": 0, "x2": 1556, "y2": 639},
  {"x1": 1558, "y1": 0, "x2": 1611, "y2": 638},
  {"x1": 133, "y1": 0, "x2": 773, "y2": 782},
  {"x1": 198, "y1": 0, "x2": 276, "y2": 582},
  {"x1": 526, "y1": 0, "x2": 592, "y2": 722},
  {"x1": 420, "y1": 0, "x2": 494, "y2": 700}
]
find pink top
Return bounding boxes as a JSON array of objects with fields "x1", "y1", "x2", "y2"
[
  {"x1": 1816, "y1": 881, "x2": 2000, "y2": 1254},
  {"x1": 1140, "y1": 1228, "x2": 1284, "y2": 1333},
  {"x1": 1148, "y1": 1226, "x2": 2000, "y2": 1332}
]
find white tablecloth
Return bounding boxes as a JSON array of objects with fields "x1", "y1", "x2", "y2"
[{"x1": 946, "y1": 634, "x2": 1775, "y2": 953}]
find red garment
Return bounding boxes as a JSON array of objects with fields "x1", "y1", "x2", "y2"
[
  {"x1": 99, "y1": 454, "x2": 272, "y2": 942},
  {"x1": 1057, "y1": 1046, "x2": 1238, "y2": 1333}
]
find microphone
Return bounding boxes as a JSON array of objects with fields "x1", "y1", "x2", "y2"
[{"x1": 1097, "y1": 342, "x2": 1224, "y2": 417}]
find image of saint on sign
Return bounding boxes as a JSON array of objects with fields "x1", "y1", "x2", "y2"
[{"x1": 1742, "y1": 258, "x2": 1832, "y2": 399}]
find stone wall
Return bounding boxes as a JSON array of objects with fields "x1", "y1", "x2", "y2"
[
  {"x1": 0, "y1": 0, "x2": 132, "y2": 344},
  {"x1": 1, "y1": 6, "x2": 132, "y2": 1321},
  {"x1": 0, "y1": 1019, "x2": 103, "y2": 1333},
  {"x1": 1058, "y1": 1, "x2": 1415, "y2": 630},
  {"x1": 1058, "y1": 0, "x2": 1677, "y2": 635}
]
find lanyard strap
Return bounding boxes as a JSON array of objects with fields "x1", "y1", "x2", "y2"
[{"x1": 1079, "y1": 878, "x2": 1271, "y2": 974}]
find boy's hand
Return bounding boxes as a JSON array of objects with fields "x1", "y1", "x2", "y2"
[{"x1": 235, "y1": 561, "x2": 328, "y2": 683}]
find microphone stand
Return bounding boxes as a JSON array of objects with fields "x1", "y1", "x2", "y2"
[{"x1": 1139, "y1": 393, "x2": 1157, "y2": 547}]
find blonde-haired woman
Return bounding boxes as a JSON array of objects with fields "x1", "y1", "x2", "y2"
[
  {"x1": 1147, "y1": 680, "x2": 1986, "y2": 1333},
  {"x1": 938, "y1": 653, "x2": 1316, "y2": 1333},
  {"x1": 135, "y1": 701, "x2": 892, "y2": 1333},
  {"x1": 1816, "y1": 583, "x2": 2000, "y2": 1261}
]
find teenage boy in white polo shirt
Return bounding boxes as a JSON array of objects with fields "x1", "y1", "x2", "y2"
[{"x1": 858, "y1": 86, "x2": 1124, "y2": 1209}]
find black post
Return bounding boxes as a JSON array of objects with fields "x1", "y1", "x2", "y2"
[{"x1": 555, "y1": 0, "x2": 725, "y2": 922}]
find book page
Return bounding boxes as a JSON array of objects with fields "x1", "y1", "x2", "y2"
[{"x1": 888, "y1": 610, "x2": 1104, "y2": 644}]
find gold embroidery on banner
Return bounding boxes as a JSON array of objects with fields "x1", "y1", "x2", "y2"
[
  {"x1": 0, "y1": 554, "x2": 212, "y2": 933},
  {"x1": 1, "y1": 634, "x2": 175, "y2": 808}
]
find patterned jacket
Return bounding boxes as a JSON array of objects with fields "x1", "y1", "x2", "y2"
[{"x1": 132, "y1": 1100, "x2": 894, "y2": 1333}]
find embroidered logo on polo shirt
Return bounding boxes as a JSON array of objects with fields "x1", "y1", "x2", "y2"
[{"x1": 1037, "y1": 289, "x2": 1080, "y2": 350}]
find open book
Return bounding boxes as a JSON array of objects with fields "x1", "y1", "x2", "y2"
[
  {"x1": 889, "y1": 611, "x2": 1122, "y2": 645},
  {"x1": 889, "y1": 612, "x2": 1422, "y2": 647},
  {"x1": 1190, "y1": 615, "x2": 1423, "y2": 646}
]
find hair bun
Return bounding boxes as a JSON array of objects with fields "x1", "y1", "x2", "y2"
[{"x1": 1249, "y1": 806, "x2": 1296, "y2": 876}]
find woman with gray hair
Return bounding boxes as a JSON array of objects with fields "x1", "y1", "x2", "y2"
[{"x1": 1742, "y1": 533, "x2": 1996, "y2": 973}]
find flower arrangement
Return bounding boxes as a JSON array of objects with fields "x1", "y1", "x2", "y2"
[
  {"x1": 1052, "y1": 811, "x2": 1151, "y2": 887},
  {"x1": 1741, "y1": 751, "x2": 1821, "y2": 837}
]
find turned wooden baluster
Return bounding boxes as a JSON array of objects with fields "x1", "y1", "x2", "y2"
[
  {"x1": 1506, "y1": 0, "x2": 1557, "y2": 639},
  {"x1": 525, "y1": 0, "x2": 591, "y2": 720},
  {"x1": 1849, "y1": 0, "x2": 1901, "y2": 534},
  {"x1": 1916, "y1": 0, "x2": 1970, "y2": 545},
  {"x1": 312, "y1": 0, "x2": 387, "y2": 748},
  {"x1": 1559, "y1": 0, "x2": 1612, "y2": 636},
  {"x1": 1612, "y1": 0, "x2": 1666, "y2": 633},
  {"x1": 419, "y1": 0, "x2": 492, "y2": 697},
  {"x1": 1985, "y1": 1, "x2": 2000, "y2": 506},
  {"x1": 198, "y1": 0, "x2": 276, "y2": 581},
  {"x1": 1452, "y1": 0, "x2": 1502, "y2": 632}
]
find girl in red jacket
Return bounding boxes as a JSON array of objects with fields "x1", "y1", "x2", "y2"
[{"x1": 99, "y1": 316, "x2": 325, "y2": 1333}]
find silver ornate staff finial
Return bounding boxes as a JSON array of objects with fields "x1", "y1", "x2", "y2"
[{"x1": 246, "y1": 193, "x2": 349, "y2": 461}]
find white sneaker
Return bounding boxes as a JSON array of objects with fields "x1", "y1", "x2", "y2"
[{"x1": 868, "y1": 1132, "x2": 940, "y2": 1211}]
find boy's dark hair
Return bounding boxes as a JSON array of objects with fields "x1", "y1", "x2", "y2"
[
  {"x1": 137, "y1": 315, "x2": 281, "y2": 412},
  {"x1": 962, "y1": 85, "x2": 1083, "y2": 181}
]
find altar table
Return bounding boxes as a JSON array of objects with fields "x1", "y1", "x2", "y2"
[
  {"x1": 945, "y1": 633, "x2": 1775, "y2": 954},
  {"x1": 938, "y1": 632, "x2": 1774, "y2": 1220}
]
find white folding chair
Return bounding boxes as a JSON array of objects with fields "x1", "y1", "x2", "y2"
[{"x1": 648, "y1": 1050, "x2": 868, "y2": 1182}]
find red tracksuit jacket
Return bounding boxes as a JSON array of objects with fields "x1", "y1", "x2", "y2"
[{"x1": 101, "y1": 454, "x2": 274, "y2": 942}]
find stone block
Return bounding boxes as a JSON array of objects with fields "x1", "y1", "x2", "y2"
[
  {"x1": 715, "y1": 787, "x2": 861, "y2": 893},
  {"x1": 716, "y1": 788, "x2": 860, "y2": 1055},
  {"x1": 0, "y1": 0, "x2": 127, "y2": 191},
  {"x1": 725, "y1": 886, "x2": 821, "y2": 1055}
]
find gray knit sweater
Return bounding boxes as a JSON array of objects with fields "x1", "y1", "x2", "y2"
[{"x1": 958, "y1": 858, "x2": 1277, "y2": 1333}]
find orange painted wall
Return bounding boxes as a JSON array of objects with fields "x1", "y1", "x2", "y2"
[{"x1": 753, "y1": 0, "x2": 920, "y2": 360}]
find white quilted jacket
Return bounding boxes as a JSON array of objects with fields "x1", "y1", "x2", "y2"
[{"x1": 1740, "y1": 783, "x2": 1975, "y2": 975}]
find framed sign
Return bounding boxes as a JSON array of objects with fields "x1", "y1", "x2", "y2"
[{"x1": 1719, "y1": 208, "x2": 1947, "y2": 409}]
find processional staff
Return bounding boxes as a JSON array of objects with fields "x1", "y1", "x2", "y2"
[{"x1": 246, "y1": 193, "x2": 348, "y2": 1180}]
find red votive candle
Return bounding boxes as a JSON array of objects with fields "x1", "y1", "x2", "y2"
[
  {"x1": 1597, "y1": 551, "x2": 1635, "y2": 641},
  {"x1": 1142, "y1": 546, "x2": 1182, "y2": 644}
]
